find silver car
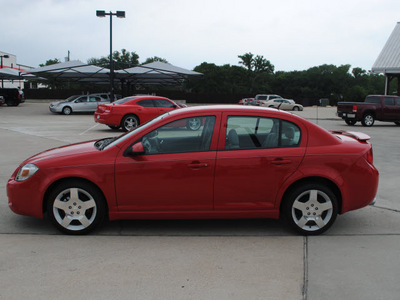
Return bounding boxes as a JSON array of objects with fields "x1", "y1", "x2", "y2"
[{"x1": 49, "y1": 94, "x2": 111, "y2": 115}]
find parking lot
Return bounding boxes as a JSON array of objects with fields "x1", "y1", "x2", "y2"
[{"x1": 0, "y1": 102, "x2": 399, "y2": 299}]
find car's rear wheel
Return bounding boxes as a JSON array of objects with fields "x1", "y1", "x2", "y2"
[
  {"x1": 283, "y1": 183, "x2": 338, "y2": 235},
  {"x1": 345, "y1": 119, "x2": 357, "y2": 126},
  {"x1": 47, "y1": 180, "x2": 106, "y2": 235},
  {"x1": 361, "y1": 113, "x2": 374, "y2": 127},
  {"x1": 121, "y1": 114, "x2": 139, "y2": 131},
  {"x1": 6, "y1": 100, "x2": 18, "y2": 106},
  {"x1": 62, "y1": 106, "x2": 72, "y2": 115},
  {"x1": 186, "y1": 117, "x2": 201, "y2": 131},
  {"x1": 293, "y1": 106, "x2": 300, "y2": 111}
]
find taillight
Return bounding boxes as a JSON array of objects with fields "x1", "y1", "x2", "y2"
[
  {"x1": 352, "y1": 105, "x2": 357, "y2": 113},
  {"x1": 365, "y1": 148, "x2": 373, "y2": 164}
]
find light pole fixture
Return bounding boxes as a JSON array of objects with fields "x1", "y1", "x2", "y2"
[
  {"x1": 96, "y1": 10, "x2": 125, "y2": 101},
  {"x1": 0, "y1": 54, "x2": 10, "y2": 88}
]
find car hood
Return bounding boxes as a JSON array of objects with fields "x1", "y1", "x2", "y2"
[
  {"x1": 51, "y1": 100, "x2": 66, "y2": 105},
  {"x1": 23, "y1": 140, "x2": 98, "y2": 166}
]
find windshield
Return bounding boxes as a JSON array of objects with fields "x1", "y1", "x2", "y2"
[
  {"x1": 103, "y1": 113, "x2": 170, "y2": 150},
  {"x1": 65, "y1": 95, "x2": 79, "y2": 102}
]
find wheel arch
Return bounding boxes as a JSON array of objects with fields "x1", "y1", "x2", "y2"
[
  {"x1": 120, "y1": 113, "x2": 140, "y2": 127},
  {"x1": 363, "y1": 110, "x2": 375, "y2": 118},
  {"x1": 43, "y1": 177, "x2": 109, "y2": 216},
  {"x1": 279, "y1": 176, "x2": 342, "y2": 214}
]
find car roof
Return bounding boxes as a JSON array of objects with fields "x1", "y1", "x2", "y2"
[{"x1": 168, "y1": 104, "x2": 294, "y2": 117}]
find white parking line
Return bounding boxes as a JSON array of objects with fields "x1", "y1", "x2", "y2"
[{"x1": 80, "y1": 124, "x2": 99, "y2": 135}]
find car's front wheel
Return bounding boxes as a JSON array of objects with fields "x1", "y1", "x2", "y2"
[
  {"x1": 62, "y1": 106, "x2": 72, "y2": 115},
  {"x1": 283, "y1": 183, "x2": 338, "y2": 235},
  {"x1": 121, "y1": 114, "x2": 139, "y2": 131},
  {"x1": 47, "y1": 180, "x2": 106, "y2": 235},
  {"x1": 293, "y1": 106, "x2": 300, "y2": 111}
]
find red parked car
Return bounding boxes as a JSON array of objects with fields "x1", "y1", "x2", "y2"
[
  {"x1": 94, "y1": 95, "x2": 181, "y2": 131},
  {"x1": 7, "y1": 105, "x2": 379, "y2": 235}
]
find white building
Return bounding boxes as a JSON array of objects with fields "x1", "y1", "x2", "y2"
[{"x1": 0, "y1": 50, "x2": 35, "y2": 89}]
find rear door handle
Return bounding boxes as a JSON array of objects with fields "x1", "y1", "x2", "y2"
[
  {"x1": 271, "y1": 158, "x2": 292, "y2": 165},
  {"x1": 188, "y1": 161, "x2": 208, "y2": 169}
]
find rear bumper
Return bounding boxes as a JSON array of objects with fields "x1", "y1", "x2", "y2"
[
  {"x1": 94, "y1": 113, "x2": 120, "y2": 126},
  {"x1": 337, "y1": 112, "x2": 356, "y2": 119}
]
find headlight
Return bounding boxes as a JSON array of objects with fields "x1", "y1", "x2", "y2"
[{"x1": 16, "y1": 163, "x2": 39, "y2": 181}]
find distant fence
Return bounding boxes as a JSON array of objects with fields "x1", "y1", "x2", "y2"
[{"x1": 24, "y1": 88, "x2": 322, "y2": 106}]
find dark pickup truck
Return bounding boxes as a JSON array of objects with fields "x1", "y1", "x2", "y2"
[
  {"x1": 337, "y1": 95, "x2": 400, "y2": 126},
  {"x1": 0, "y1": 88, "x2": 25, "y2": 106}
]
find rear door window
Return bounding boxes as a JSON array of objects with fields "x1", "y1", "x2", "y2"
[
  {"x1": 225, "y1": 116, "x2": 301, "y2": 150},
  {"x1": 137, "y1": 99, "x2": 155, "y2": 107}
]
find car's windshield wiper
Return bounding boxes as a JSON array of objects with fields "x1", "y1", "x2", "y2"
[{"x1": 95, "y1": 137, "x2": 116, "y2": 150}]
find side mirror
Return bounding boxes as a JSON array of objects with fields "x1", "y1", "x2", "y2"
[{"x1": 127, "y1": 142, "x2": 145, "y2": 156}]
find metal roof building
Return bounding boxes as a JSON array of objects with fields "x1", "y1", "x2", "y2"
[{"x1": 371, "y1": 22, "x2": 400, "y2": 94}]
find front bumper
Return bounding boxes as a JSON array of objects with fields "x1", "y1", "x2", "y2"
[
  {"x1": 49, "y1": 105, "x2": 62, "y2": 113},
  {"x1": 7, "y1": 176, "x2": 45, "y2": 219}
]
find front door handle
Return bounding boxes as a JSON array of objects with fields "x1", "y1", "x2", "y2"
[{"x1": 271, "y1": 158, "x2": 292, "y2": 165}]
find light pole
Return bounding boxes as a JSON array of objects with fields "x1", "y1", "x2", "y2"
[
  {"x1": 96, "y1": 10, "x2": 125, "y2": 102},
  {"x1": 1, "y1": 54, "x2": 10, "y2": 88}
]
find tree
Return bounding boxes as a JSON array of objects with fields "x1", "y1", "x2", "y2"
[
  {"x1": 238, "y1": 52, "x2": 254, "y2": 71},
  {"x1": 39, "y1": 58, "x2": 61, "y2": 67},
  {"x1": 143, "y1": 56, "x2": 169, "y2": 64},
  {"x1": 238, "y1": 53, "x2": 275, "y2": 93},
  {"x1": 88, "y1": 49, "x2": 139, "y2": 69}
]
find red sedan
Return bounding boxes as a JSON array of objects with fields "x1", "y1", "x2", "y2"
[
  {"x1": 7, "y1": 105, "x2": 379, "y2": 235},
  {"x1": 94, "y1": 95, "x2": 181, "y2": 131}
]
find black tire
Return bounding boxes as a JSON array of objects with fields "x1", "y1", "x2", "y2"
[
  {"x1": 62, "y1": 106, "x2": 72, "y2": 115},
  {"x1": 186, "y1": 117, "x2": 202, "y2": 131},
  {"x1": 394, "y1": 121, "x2": 400, "y2": 126},
  {"x1": 361, "y1": 113, "x2": 374, "y2": 127},
  {"x1": 6, "y1": 100, "x2": 18, "y2": 106},
  {"x1": 121, "y1": 114, "x2": 139, "y2": 131},
  {"x1": 282, "y1": 183, "x2": 338, "y2": 235},
  {"x1": 293, "y1": 106, "x2": 300, "y2": 111},
  {"x1": 345, "y1": 119, "x2": 357, "y2": 126},
  {"x1": 47, "y1": 180, "x2": 106, "y2": 235}
]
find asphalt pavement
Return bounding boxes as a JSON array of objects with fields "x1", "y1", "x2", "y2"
[{"x1": 0, "y1": 103, "x2": 399, "y2": 300}]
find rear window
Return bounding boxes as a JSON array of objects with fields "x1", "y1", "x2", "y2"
[
  {"x1": 365, "y1": 96, "x2": 381, "y2": 104},
  {"x1": 114, "y1": 97, "x2": 138, "y2": 104}
]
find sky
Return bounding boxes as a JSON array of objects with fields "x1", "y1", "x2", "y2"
[{"x1": 2, "y1": 0, "x2": 400, "y2": 72}]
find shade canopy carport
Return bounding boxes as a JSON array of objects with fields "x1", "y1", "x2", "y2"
[
  {"x1": 22, "y1": 60, "x2": 202, "y2": 89},
  {"x1": 22, "y1": 60, "x2": 111, "y2": 84},
  {"x1": 115, "y1": 61, "x2": 202, "y2": 86},
  {"x1": 371, "y1": 22, "x2": 400, "y2": 94},
  {"x1": 0, "y1": 68, "x2": 24, "y2": 80}
]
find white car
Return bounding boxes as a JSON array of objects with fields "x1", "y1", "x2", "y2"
[
  {"x1": 253, "y1": 94, "x2": 282, "y2": 106},
  {"x1": 49, "y1": 94, "x2": 112, "y2": 115},
  {"x1": 261, "y1": 98, "x2": 304, "y2": 111}
]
